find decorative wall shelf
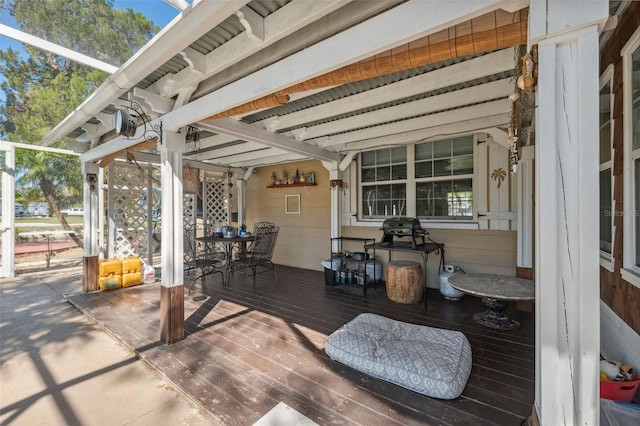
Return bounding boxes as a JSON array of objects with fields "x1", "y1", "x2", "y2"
[{"x1": 266, "y1": 183, "x2": 317, "y2": 188}]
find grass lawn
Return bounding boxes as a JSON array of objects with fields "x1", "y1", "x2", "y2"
[{"x1": 1, "y1": 216, "x2": 84, "y2": 233}]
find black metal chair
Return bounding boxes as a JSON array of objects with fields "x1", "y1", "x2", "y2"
[
  {"x1": 184, "y1": 225, "x2": 225, "y2": 294},
  {"x1": 231, "y1": 224, "x2": 279, "y2": 290}
]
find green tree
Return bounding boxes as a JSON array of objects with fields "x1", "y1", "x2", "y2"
[{"x1": 0, "y1": 0, "x2": 158, "y2": 246}]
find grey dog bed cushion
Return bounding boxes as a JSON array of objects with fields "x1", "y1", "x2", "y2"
[{"x1": 325, "y1": 313, "x2": 472, "y2": 399}]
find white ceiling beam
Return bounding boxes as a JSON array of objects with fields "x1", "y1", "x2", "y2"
[
  {"x1": 201, "y1": 118, "x2": 341, "y2": 162},
  {"x1": 263, "y1": 48, "x2": 515, "y2": 132},
  {"x1": 0, "y1": 23, "x2": 118, "y2": 73},
  {"x1": 318, "y1": 99, "x2": 511, "y2": 148},
  {"x1": 147, "y1": 47, "x2": 205, "y2": 97},
  {"x1": 292, "y1": 79, "x2": 514, "y2": 141},
  {"x1": 229, "y1": 152, "x2": 307, "y2": 168},
  {"x1": 340, "y1": 113, "x2": 511, "y2": 151},
  {"x1": 189, "y1": 141, "x2": 265, "y2": 161},
  {"x1": 163, "y1": 0, "x2": 513, "y2": 132},
  {"x1": 131, "y1": 88, "x2": 175, "y2": 115},
  {"x1": 236, "y1": 6, "x2": 265, "y2": 41},
  {"x1": 201, "y1": 0, "x2": 352, "y2": 83},
  {"x1": 217, "y1": 147, "x2": 290, "y2": 164}
]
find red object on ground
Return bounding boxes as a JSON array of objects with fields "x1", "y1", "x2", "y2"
[
  {"x1": 600, "y1": 376, "x2": 640, "y2": 402},
  {"x1": 0, "y1": 241, "x2": 78, "y2": 257}
]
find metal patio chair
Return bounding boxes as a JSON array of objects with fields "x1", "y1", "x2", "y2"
[
  {"x1": 230, "y1": 225, "x2": 279, "y2": 290},
  {"x1": 184, "y1": 225, "x2": 225, "y2": 294}
]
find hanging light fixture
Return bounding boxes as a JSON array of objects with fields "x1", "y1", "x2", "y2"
[{"x1": 115, "y1": 108, "x2": 137, "y2": 137}]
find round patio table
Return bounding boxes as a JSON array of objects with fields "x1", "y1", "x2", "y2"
[{"x1": 448, "y1": 273, "x2": 534, "y2": 330}]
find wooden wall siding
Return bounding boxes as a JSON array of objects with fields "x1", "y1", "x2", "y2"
[
  {"x1": 246, "y1": 160, "x2": 331, "y2": 272},
  {"x1": 247, "y1": 154, "x2": 517, "y2": 289},
  {"x1": 345, "y1": 226, "x2": 517, "y2": 290},
  {"x1": 599, "y1": 1, "x2": 640, "y2": 335}
]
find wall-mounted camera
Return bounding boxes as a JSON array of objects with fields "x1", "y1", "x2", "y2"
[{"x1": 86, "y1": 173, "x2": 97, "y2": 190}]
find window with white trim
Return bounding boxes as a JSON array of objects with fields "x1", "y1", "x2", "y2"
[
  {"x1": 599, "y1": 70, "x2": 613, "y2": 258},
  {"x1": 631, "y1": 44, "x2": 640, "y2": 267},
  {"x1": 360, "y1": 135, "x2": 474, "y2": 220},
  {"x1": 361, "y1": 147, "x2": 407, "y2": 218},
  {"x1": 415, "y1": 136, "x2": 473, "y2": 219},
  {"x1": 622, "y1": 28, "x2": 640, "y2": 287}
]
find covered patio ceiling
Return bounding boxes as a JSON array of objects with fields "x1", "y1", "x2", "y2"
[{"x1": 40, "y1": 0, "x2": 530, "y2": 172}]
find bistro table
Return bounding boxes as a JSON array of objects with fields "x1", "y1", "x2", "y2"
[
  {"x1": 196, "y1": 234, "x2": 256, "y2": 287},
  {"x1": 448, "y1": 273, "x2": 534, "y2": 330}
]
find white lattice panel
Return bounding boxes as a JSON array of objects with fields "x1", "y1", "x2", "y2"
[
  {"x1": 108, "y1": 162, "x2": 159, "y2": 260},
  {"x1": 184, "y1": 194, "x2": 196, "y2": 227},
  {"x1": 203, "y1": 181, "x2": 227, "y2": 226}
]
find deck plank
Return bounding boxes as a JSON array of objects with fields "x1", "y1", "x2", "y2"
[{"x1": 67, "y1": 265, "x2": 535, "y2": 426}]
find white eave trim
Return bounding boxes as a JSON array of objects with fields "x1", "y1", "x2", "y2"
[{"x1": 39, "y1": 0, "x2": 252, "y2": 147}]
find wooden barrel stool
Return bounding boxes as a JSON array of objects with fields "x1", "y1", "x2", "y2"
[{"x1": 386, "y1": 261, "x2": 424, "y2": 303}]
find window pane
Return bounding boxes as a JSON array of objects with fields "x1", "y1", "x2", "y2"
[
  {"x1": 600, "y1": 169, "x2": 612, "y2": 253},
  {"x1": 391, "y1": 164, "x2": 407, "y2": 180},
  {"x1": 362, "y1": 167, "x2": 376, "y2": 182},
  {"x1": 452, "y1": 155, "x2": 473, "y2": 175},
  {"x1": 452, "y1": 136, "x2": 473, "y2": 156},
  {"x1": 415, "y1": 161, "x2": 432, "y2": 178},
  {"x1": 632, "y1": 46, "x2": 640, "y2": 151},
  {"x1": 376, "y1": 166, "x2": 390, "y2": 181},
  {"x1": 376, "y1": 149, "x2": 391, "y2": 164},
  {"x1": 434, "y1": 159, "x2": 451, "y2": 177},
  {"x1": 433, "y1": 139, "x2": 451, "y2": 158},
  {"x1": 391, "y1": 147, "x2": 407, "y2": 162},
  {"x1": 362, "y1": 151, "x2": 375, "y2": 166},
  {"x1": 600, "y1": 81, "x2": 612, "y2": 164},
  {"x1": 415, "y1": 143, "x2": 432, "y2": 160}
]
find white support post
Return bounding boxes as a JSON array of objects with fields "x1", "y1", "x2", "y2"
[
  {"x1": 1, "y1": 144, "x2": 15, "y2": 278},
  {"x1": 159, "y1": 131, "x2": 185, "y2": 344},
  {"x1": 237, "y1": 177, "x2": 246, "y2": 229},
  {"x1": 82, "y1": 162, "x2": 100, "y2": 257},
  {"x1": 325, "y1": 163, "x2": 341, "y2": 253},
  {"x1": 516, "y1": 146, "x2": 533, "y2": 268},
  {"x1": 535, "y1": 26, "x2": 601, "y2": 426},
  {"x1": 160, "y1": 132, "x2": 185, "y2": 287}
]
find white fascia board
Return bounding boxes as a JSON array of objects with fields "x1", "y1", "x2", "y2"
[
  {"x1": 265, "y1": 48, "x2": 515, "y2": 132},
  {"x1": 162, "y1": 0, "x2": 513, "y2": 132},
  {"x1": 39, "y1": 0, "x2": 251, "y2": 147},
  {"x1": 201, "y1": 119, "x2": 341, "y2": 163}
]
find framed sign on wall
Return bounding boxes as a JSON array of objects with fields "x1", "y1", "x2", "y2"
[{"x1": 285, "y1": 194, "x2": 301, "y2": 214}]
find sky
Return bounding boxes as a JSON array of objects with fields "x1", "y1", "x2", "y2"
[{"x1": 0, "y1": 1, "x2": 186, "y2": 103}]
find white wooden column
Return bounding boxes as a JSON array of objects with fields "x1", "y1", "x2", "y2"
[
  {"x1": 534, "y1": 26, "x2": 602, "y2": 426},
  {"x1": 1, "y1": 143, "x2": 15, "y2": 278},
  {"x1": 325, "y1": 162, "x2": 341, "y2": 253},
  {"x1": 516, "y1": 146, "x2": 534, "y2": 268},
  {"x1": 159, "y1": 131, "x2": 185, "y2": 344},
  {"x1": 82, "y1": 161, "x2": 101, "y2": 291}
]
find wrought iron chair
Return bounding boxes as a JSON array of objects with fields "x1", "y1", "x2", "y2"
[
  {"x1": 184, "y1": 225, "x2": 225, "y2": 294},
  {"x1": 231, "y1": 224, "x2": 279, "y2": 290}
]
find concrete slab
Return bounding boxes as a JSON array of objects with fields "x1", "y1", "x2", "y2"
[{"x1": 0, "y1": 269, "x2": 217, "y2": 425}]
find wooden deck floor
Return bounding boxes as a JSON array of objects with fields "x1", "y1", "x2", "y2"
[{"x1": 67, "y1": 265, "x2": 534, "y2": 426}]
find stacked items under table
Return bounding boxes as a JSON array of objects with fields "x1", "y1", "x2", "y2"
[{"x1": 328, "y1": 237, "x2": 378, "y2": 296}]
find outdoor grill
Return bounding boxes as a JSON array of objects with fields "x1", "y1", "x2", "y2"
[{"x1": 381, "y1": 217, "x2": 427, "y2": 249}]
